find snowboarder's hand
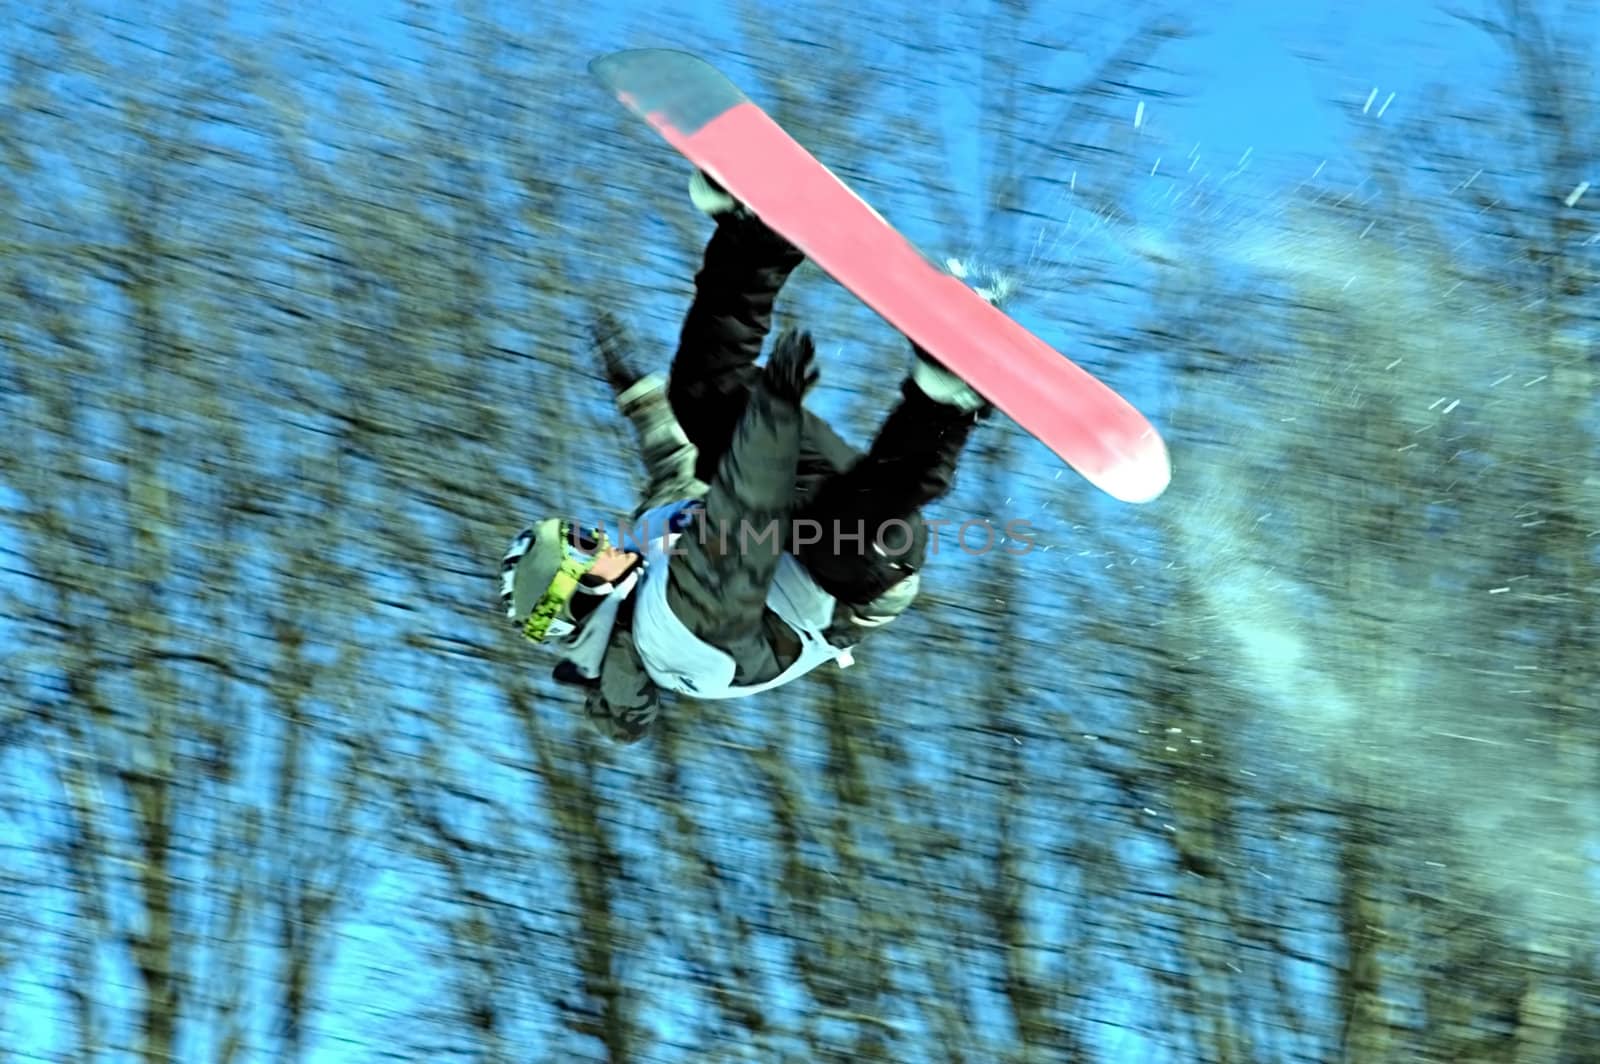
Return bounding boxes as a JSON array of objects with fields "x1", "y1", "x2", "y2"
[
  {"x1": 762, "y1": 328, "x2": 819, "y2": 401},
  {"x1": 591, "y1": 309, "x2": 642, "y2": 392}
]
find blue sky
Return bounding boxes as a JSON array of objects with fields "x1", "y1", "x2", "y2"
[{"x1": 224, "y1": 0, "x2": 1510, "y2": 172}]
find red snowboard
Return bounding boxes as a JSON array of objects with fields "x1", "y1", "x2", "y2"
[{"x1": 590, "y1": 49, "x2": 1170, "y2": 504}]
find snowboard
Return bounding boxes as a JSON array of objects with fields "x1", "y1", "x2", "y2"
[{"x1": 589, "y1": 49, "x2": 1171, "y2": 505}]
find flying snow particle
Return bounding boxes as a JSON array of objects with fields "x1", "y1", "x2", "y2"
[
  {"x1": 1377, "y1": 92, "x2": 1396, "y2": 118},
  {"x1": 1363, "y1": 87, "x2": 1378, "y2": 114},
  {"x1": 1135, "y1": 101, "x2": 1145, "y2": 128},
  {"x1": 1565, "y1": 181, "x2": 1590, "y2": 207}
]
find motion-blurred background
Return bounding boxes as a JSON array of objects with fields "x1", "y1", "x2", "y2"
[{"x1": 2, "y1": 1, "x2": 1595, "y2": 1060}]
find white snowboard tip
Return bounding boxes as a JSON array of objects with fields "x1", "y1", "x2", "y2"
[{"x1": 1084, "y1": 433, "x2": 1171, "y2": 504}]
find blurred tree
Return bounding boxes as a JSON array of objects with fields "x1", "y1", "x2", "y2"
[{"x1": 1124, "y1": 0, "x2": 1598, "y2": 1060}]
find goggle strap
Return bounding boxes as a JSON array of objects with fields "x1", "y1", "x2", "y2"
[{"x1": 522, "y1": 553, "x2": 598, "y2": 643}]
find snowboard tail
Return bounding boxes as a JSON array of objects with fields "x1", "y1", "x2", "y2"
[{"x1": 590, "y1": 49, "x2": 1170, "y2": 504}]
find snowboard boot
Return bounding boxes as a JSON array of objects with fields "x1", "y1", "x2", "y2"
[
  {"x1": 910, "y1": 346, "x2": 987, "y2": 414},
  {"x1": 907, "y1": 258, "x2": 1014, "y2": 415},
  {"x1": 690, "y1": 169, "x2": 804, "y2": 262},
  {"x1": 690, "y1": 169, "x2": 753, "y2": 221}
]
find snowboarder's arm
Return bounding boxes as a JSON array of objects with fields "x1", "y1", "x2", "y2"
[
  {"x1": 590, "y1": 310, "x2": 706, "y2": 511},
  {"x1": 582, "y1": 628, "x2": 660, "y2": 744},
  {"x1": 616, "y1": 374, "x2": 704, "y2": 512},
  {"x1": 663, "y1": 330, "x2": 815, "y2": 664}
]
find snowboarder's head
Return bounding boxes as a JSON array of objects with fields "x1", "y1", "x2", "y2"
[{"x1": 499, "y1": 518, "x2": 640, "y2": 644}]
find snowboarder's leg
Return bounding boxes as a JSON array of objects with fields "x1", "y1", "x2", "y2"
[
  {"x1": 668, "y1": 175, "x2": 806, "y2": 484},
  {"x1": 798, "y1": 347, "x2": 990, "y2": 617}
]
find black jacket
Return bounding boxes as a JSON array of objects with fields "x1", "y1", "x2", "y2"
[{"x1": 559, "y1": 369, "x2": 839, "y2": 742}]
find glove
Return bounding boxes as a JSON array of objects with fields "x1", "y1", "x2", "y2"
[
  {"x1": 591, "y1": 309, "x2": 642, "y2": 393},
  {"x1": 762, "y1": 327, "x2": 819, "y2": 401}
]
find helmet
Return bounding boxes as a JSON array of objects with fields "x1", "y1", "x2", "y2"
[{"x1": 498, "y1": 518, "x2": 612, "y2": 643}]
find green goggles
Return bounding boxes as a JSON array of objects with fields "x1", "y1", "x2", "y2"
[{"x1": 521, "y1": 522, "x2": 612, "y2": 644}]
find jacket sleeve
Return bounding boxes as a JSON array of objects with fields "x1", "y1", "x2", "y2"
[
  {"x1": 662, "y1": 376, "x2": 801, "y2": 672},
  {"x1": 613, "y1": 373, "x2": 708, "y2": 516},
  {"x1": 580, "y1": 625, "x2": 661, "y2": 744}
]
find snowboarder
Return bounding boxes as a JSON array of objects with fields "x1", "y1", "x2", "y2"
[{"x1": 499, "y1": 173, "x2": 993, "y2": 742}]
